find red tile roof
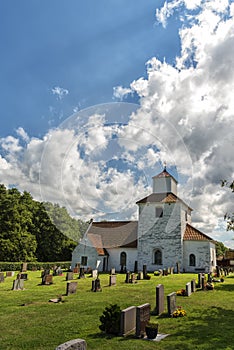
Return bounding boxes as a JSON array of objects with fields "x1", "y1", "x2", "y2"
[
  {"x1": 183, "y1": 224, "x2": 214, "y2": 241},
  {"x1": 152, "y1": 169, "x2": 178, "y2": 183}
]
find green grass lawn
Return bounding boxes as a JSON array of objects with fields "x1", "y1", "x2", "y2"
[{"x1": 0, "y1": 270, "x2": 233, "y2": 350}]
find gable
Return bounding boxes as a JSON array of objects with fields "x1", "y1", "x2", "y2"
[{"x1": 183, "y1": 224, "x2": 214, "y2": 242}]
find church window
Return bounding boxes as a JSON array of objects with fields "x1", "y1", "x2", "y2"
[
  {"x1": 120, "y1": 252, "x2": 127, "y2": 267},
  {"x1": 189, "y1": 254, "x2": 196, "y2": 266},
  {"x1": 155, "y1": 207, "x2": 163, "y2": 218},
  {"x1": 185, "y1": 211, "x2": 188, "y2": 221},
  {"x1": 81, "y1": 256, "x2": 88, "y2": 266},
  {"x1": 154, "y1": 249, "x2": 162, "y2": 265}
]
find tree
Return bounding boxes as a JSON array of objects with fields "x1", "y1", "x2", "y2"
[
  {"x1": 215, "y1": 241, "x2": 228, "y2": 257},
  {"x1": 221, "y1": 180, "x2": 234, "y2": 231}
]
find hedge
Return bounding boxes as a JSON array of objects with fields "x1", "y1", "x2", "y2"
[{"x1": 0, "y1": 261, "x2": 71, "y2": 271}]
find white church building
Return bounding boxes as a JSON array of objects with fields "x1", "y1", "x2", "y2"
[{"x1": 72, "y1": 168, "x2": 216, "y2": 273}]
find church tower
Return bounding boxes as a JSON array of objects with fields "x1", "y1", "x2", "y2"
[
  {"x1": 136, "y1": 166, "x2": 184, "y2": 272},
  {"x1": 152, "y1": 165, "x2": 178, "y2": 195}
]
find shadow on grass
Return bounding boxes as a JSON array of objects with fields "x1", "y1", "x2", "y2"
[{"x1": 172, "y1": 306, "x2": 234, "y2": 349}]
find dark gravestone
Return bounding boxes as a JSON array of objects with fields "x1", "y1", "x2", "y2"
[
  {"x1": 120, "y1": 306, "x2": 136, "y2": 336},
  {"x1": 19, "y1": 273, "x2": 28, "y2": 280},
  {"x1": 216, "y1": 266, "x2": 220, "y2": 277},
  {"x1": 66, "y1": 272, "x2": 74, "y2": 281},
  {"x1": 167, "y1": 292, "x2": 177, "y2": 316},
  {"x1": 156, "y1": 284, "x2": 164, "y2": 315},
  {"x1": 191, "y1": 279, "x2": 196, "y2": 292},
  {"x1": 73, "y1": 267, "x2": 78, "y2": 273},
  {"x1": 109, "y1": 274, "x2": 116, "y2": 286},
  {"x1": 0, "y1": 272, "x2": 5, "y2": 283},
  {"x1": 79, "y1": 268, "x2": 85, "y2": 279},
  {"x1": 134, "y1": 261, "x2": 138, "y2": 273},
  {"x1": 125, "y1": 272, "x2": 130, "y2": 283},
  {"x1": 207, "y1": 273, "x2": 212, "y2": 282},
  {"x1": 66, "y1": 282, "x2": 78, "y2": 296},
  {"x1": 143, "y1": 265, "x2": 147, "y2": 279},
  {"x1": 136, "y1": 303, "x2": 151, "y2": 338},
  {"x1": 176, "y1": 262, "x2": 180, "y2": 274},
  {"x1": 42, "y1": 274, "x2": 53, "y2": 285},
  {"x1": 12, "y1": 279, "x2": 24, "y2": 290},
  {"x1": 201, "y1": 275, "x2": 205, "y2": 290},
  {"x1": 197, "y1": 273, "x2": 202, "y2": 288},
  {"x1": 186, "y1": 282, "x2": 192, "y2": 296},
  {"x1": 91, "y1": 278, "x2": 101, "y2": 292}
]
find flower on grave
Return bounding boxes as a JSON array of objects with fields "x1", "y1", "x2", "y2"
[
  {"x1": 176, "y1": 289, "x2": 186, "y2": 296},
  {"x1": 172, "y1": 306, "x2": 186, "y2": 318}
]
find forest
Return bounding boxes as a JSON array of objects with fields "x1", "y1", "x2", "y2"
[{"x1": 0, "y1": 184, "x2": 88, "y2": 262}]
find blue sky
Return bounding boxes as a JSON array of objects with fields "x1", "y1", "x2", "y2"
[
  {"x1": 0, "y1": 0, "x2": 234, "y2": 248},
  {"x1": 0, "y1": 0, "x2": 180, "y2": 137}
]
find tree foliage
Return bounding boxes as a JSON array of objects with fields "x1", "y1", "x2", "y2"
[
  {"x1": 215, "y1": 241, "x2": 229, "y2": 257},
  {"x1": 221, "y1": 180, "x2": 234, "y2": 231},
  {"x1": 0, "y1": 184, "x2": 88, "y2": 262}
]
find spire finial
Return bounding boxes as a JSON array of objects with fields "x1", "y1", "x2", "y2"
[{"x1": 163, "y1": 161, "x2": 167, "y2": 171}]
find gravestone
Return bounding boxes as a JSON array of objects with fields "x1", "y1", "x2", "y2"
[
  {"x1": 91, "y1": 278, "x2": 101, "y2": 292},
  {"x1": 156, "y1": 284, "x2": 164, "y2": 315},
  {"x1": 66, "y1": 282, "x2": 78, "y2": 296},
  {"x1": 42, "y1": 274, "x2": 53, "y2": 285},
  {"x1": 130, "y1": 273, "x2": 136, "y2": 284},
  {"x1": 125, "y1": 272, "x2": 130, "y2": 283},
  {"x1": 216, "y1": 266, "x2": 220, "y2": 277},
  {"x1": 137, "y1": 271, "x2": 143, "y2": 280},
  {"x1": 134, "y1": 261, "x2": 138, "y2": 273},
  {"x1": 143, "y1": 265, "x2": 147, "y2": 279},
  {"x1": 197, "y1": 273, "x2": 202, "y2": 288},
  {"x1": 0, "y1": 272, "x2": 4, "y2": 283},
  {"x1": 120, "y1": 306, "x2": 136, "y2": 336},
  {"x1": 6, "y1": 271, "x2": 14, "y2": 277},
  {"x1": 176, "y1": 262, "x2": 180, "y2": 274},
  {"x1": 201, "y1": 275, "x2": 205, "y2": 290},
  {"x1": 135, "y1": 303, "x2": 151, "y2": 338},
  {"x1": 109, "y1": 274, "x2": 116, "y2": 286},
  {"x1": 191, "y1": 279, "x2": 196, "y2": 293},
  {"x1": 21, "y1": 263, "x2": 27, "y2": 272},
  {"x1": 186, "y1": 282, "x2": 192, "y2": 296},
  {"x1": 55, "y1": 338, "x2": 87, "y2": 350},
  {"x1": 170, "y1": 267, "x2": 174, "y2": 274},
  {"x1": 12, "y1": 279, "x2": 24, "y2": 290},
  {"x1": 110, "y1": 268, "x2": 115, "y2": 275},
  {"x1": 20, "y1": 273, "x2": 28, "y2": 280},
  {"x1": 79, "y1": 268, "x2": 85, "y2": 279},
  {"x1": 66, "y1": 272, "x2": 74, "y2": 281},
  {"x1": 92, "y1": 269, "x2": 98, "y2": 279},
  {"x1": 207, "y1": 273, "x2": 212, "y2": 282},
  {"x1": 167, "y1": 292, "x2": 177, "y2": 316}
]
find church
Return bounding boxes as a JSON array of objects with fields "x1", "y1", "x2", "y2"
[{"x1": 71, "y1": 167, "x2": 216, "y2": 273}]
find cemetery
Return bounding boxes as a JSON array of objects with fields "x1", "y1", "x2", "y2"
[{"x1": 0, "y1": 266, "x2": 234, "y2": 349}]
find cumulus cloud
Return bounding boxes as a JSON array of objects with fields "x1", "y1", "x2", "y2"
[
  {"x1": 113, "y1": 86, "x2": 132, "y2": 100},
  {"x1": 0, "y1": 0, "x2": 234, "y2": 247}
]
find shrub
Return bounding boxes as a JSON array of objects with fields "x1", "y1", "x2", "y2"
[{"x1": 99, "y1": 304, "x2": 121, "y2": 335}]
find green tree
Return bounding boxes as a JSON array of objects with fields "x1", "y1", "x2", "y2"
[
  {"x1": 221, "y1": 180, "x2": 234, "y2": 231},
  {"x1": 215, "y1": 241, "x2": 228, "y2": 257}
]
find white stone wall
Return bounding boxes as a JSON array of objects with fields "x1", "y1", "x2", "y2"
[
  {"x1": 71, "y1": 239, "x2": 99, "y2": 270},
  {"x1": 183, "y1": 241, "x2": 216, "y2": 272},
  {"x1": 153, "y1": 176, "x2": 177, "y2": 195},
  {"x1": 137, "y1": 202, "x2": 183, "y2": 272},
  {"x1": 107, "y1": 247, "x2": 138, "y2": 272}
]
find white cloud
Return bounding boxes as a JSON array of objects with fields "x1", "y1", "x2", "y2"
[
  {"x1": 113, "y1": 86, "x2": 132, "y2": 100},
  {"x1": 51, "y1": 86, "x2": 69, "y2": 100}
]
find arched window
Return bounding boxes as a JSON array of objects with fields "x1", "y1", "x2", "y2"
[
  {"x1": 154, "y1": 249, "x2": 162, "y2": 265},
  {"x1": 120, "y1": 252, "x2": 127, "y2": 267},
  {"x1": 189, "y1": 254, "x2": 196, "y2": 266}
]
